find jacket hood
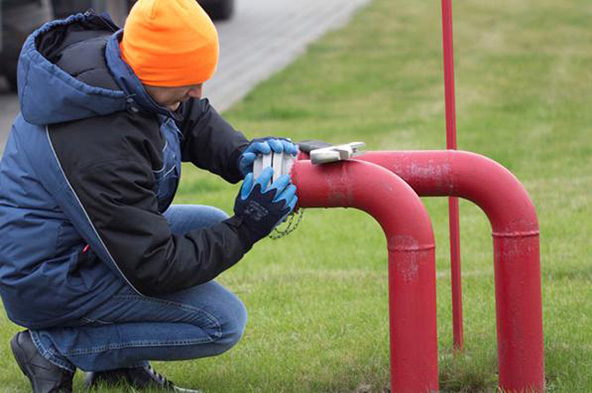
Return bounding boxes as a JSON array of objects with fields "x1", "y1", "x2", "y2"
[{"x1": 17, "y1": 13, "x2": 128, "y2": 125}]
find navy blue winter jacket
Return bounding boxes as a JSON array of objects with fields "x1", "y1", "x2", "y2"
[{"x1": 0, "y1": 12, "x2": 255, "y2": 329}]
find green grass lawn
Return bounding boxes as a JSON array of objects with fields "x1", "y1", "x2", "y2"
[{"x1": 2, "y1": 0, "x2": 591, "y2": 391}]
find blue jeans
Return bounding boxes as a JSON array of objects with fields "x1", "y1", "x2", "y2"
[{"x1": 29, "y1": 205, "x2": 248, "y2": 372}]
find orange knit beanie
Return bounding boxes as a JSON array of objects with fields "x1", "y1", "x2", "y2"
[{"x1": 120, "y1": 0, "x2": 219, "y2": 86}]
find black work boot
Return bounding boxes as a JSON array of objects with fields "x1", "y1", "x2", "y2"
[
  {"x1": 10, "y1": 330, "x2": 74, "y2": 393},
  {"x1": 84, "y1": 364, "x2": 202, "y2": 392}
]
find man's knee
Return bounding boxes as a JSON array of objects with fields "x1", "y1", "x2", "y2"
[
  {"x1": 168, "y1": 281, "x2": 247, "y2": 357},
  {"x1": 164, "y1": 205, "x2": 230, "y2": 234},
  {"x1": 210, "y1": 295, "x2": 247, "y2": 353},
  {"x1": 204, "y1": 206, "x2": 230, "y2": 226}
]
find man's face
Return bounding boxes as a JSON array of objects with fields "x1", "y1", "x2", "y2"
[{"x1": 144, "y1": 84, "x2": 204, "y2": 111}]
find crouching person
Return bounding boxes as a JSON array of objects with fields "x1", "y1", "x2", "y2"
[{"x1": 0, "y1": 0, "x2": 298, "y2": 391}]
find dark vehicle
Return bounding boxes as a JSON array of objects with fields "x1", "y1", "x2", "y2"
[
  {"x1": 199, "y1": 0, "x2": 234, "y2": 21},
  {"x1": 0, "y1": 0, "x2": 53, "y2": 91},
  {"x1": 0, "y1": 0, "x2": 234, "y2": 91}
]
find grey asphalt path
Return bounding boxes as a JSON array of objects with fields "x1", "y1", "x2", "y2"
[{"x1": 0, "y1": 0, "x2": 369, "y2": 151}]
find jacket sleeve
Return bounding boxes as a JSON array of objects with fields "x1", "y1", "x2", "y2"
[
  {"x1": 68, "y1": 157, "x2": 257, "y2": 296},
  {"x1": 176, "y1": 98, "x2": 249, "y2": 183}
]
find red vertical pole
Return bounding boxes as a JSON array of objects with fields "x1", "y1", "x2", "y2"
[{"x1": 441, "y1": 0, "x2": 464, "y2": 350}]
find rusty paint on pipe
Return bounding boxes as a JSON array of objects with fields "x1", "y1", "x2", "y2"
[{"x1": 357, "y1": 150, "x2": 544, "y2": 392}]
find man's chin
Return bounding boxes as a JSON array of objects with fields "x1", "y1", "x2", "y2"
[{"x1": 167, "y1": 102, "x2": 181, "y2": 111}]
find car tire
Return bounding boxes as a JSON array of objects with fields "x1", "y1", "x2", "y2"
[
  {"x1": 206, "y1": 0, "x2": 234, "y2": 21},
  {"x1": 6, "y1": 75, "x2": 18, "y2": 93}
]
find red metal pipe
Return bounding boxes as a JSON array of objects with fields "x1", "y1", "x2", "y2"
[
  {"x1": 291, "y1": 159, "x2": 438, "y2": 393},
  {"x1": 357, "y1": 150, "x2": 544, "y2": 392},
  {"x1": 440, "y1": 0, "x2": 464, "y2": 351}
]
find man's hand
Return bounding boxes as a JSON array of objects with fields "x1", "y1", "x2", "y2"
[
  {"x1": 238, "y1": 137, "x2": 299, "y2": 176},
  {"x1": 234, "y1": 167, "x2": 298, "y2": 242}
]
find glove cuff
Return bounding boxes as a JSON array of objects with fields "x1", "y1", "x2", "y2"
[
  {"x1": 231, "y1": 144, "x2": 249, "y2": 181},
  {"x1": 224, "y1": 215, "x2": 265, "y2": 248}
]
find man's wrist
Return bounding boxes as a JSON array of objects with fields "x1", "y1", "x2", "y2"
[
  {"x1": 230, "y1": 144, "x2": 249, "y2": 181},
  {"x1": 224, "y1": 215, "x2": 264, "y2": 249}
]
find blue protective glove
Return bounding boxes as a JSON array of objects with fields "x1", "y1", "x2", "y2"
[
  {"x1": 234, "y1": 167, "x2": 298, "y2": 242},
  {"x1": 238, "y1": 137, "x2": 299, "y2": 176}
]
